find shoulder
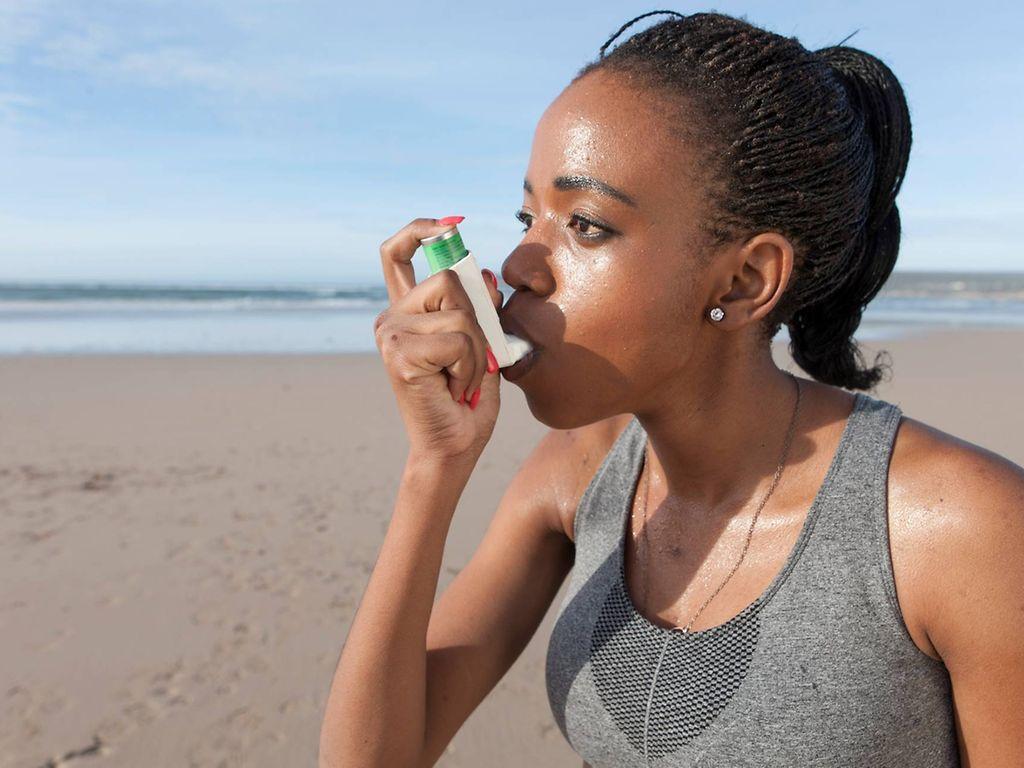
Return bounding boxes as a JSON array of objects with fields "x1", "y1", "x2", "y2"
[
  {"x1": 889, "y1": 410, "x2": 1024, "y2": 561},
  {"x1": 518, "y1": 413, "x2": 635, "y2": 543},
  {"x1": 889, "y1": 409, "x2": 1024, "y2": 762},
  {"x1": 887, "y1": 409, "x2": 1024, "y2": 658}
]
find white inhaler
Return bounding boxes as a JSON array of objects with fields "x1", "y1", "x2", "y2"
[{"x1": 419, "y1": 225, "x2": 533, "y2": 368}]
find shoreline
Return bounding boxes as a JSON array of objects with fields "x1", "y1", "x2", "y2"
[{"x1": 0, "y1": 321, "x2": 1022, "y2": 358}]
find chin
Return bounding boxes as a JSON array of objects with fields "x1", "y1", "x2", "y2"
[
  {"x1": 506, "y1": 348, "x2": 624, "y2": 429},
  {"x1": 516, "y1": 383, "x2": 604, "y2": 431}
]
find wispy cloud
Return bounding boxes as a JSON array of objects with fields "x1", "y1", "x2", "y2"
[
  {"x1": 0, "y1": 91, "x2": 38, "y2": 119},
  {"x1": 8, "y1": 2, "x2": 435, "y2": 103},
  {"x1": 36, "y1": 30, "x2": 434, "y2": 98},
  {"x1": 0, "y1": 0, "x2": 51, "y2": 63}
]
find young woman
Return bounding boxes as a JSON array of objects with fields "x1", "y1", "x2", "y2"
[{"x1": 320, "y1": 11, "x2": 1024, "y2": 768}]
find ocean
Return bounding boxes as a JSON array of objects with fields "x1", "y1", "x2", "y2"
[{"x1": 1, "y1": 271, "x2": 1022, "y2": 355}]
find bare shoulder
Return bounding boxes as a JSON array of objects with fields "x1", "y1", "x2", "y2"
[
  {"x1": 889, "y1": 410, "x2": 1024, "y2": 761},
  {"x1": 519, "y1": 413, "x2": 635, "y2": 544},
  {"x1": 889, "y1": 411, "x2": 1024, "y2": 536},
  {"x1": 887, "y1": 410, "x2": 1024, "y2": 658}
]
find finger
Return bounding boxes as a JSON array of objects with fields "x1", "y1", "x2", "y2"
[
  {"x1": 386, "y1": 269, "x2": 484, "y2": 401},
  {"x1": 480, "y1": 268, "x2": 504, "y2": 311},
  {"x1": 390, "y1": 266, "x2": 475, "y2": 318},
  {"x1": 379, "y1": 218, "x2": 462, "y2": 305},
  {"x1": 394, "y1": 308, "x2": 486, "y2": 402},
  {"x1": 399, "y1": 329, "x2": 478, "y2": 403}
]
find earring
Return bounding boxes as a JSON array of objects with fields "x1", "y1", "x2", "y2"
[{"x1": 708, "y1": 306, "x2": 725, "y2": 322}]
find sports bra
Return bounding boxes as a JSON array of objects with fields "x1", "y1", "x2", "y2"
[{"x1": 545, "y1": 391, "x2": 960, "y2": 766}]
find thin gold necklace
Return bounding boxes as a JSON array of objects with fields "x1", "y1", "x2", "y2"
[{"x1": 633, "y1": 372, "x2": 802, "y2": 634}]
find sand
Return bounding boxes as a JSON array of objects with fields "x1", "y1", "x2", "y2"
[{"x1": 2, "y1": 327, "x2": 1022, "y2": 767}]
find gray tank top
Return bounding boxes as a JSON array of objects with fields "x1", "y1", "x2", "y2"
[{"x1": 545, "y1": 391, "x2": 960, "y2": 767}]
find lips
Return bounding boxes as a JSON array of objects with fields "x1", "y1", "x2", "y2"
[
  {"x1": 501, "y1": 347, "x2": 540, "y2": 381},
  {"x1": 497, "y1": 311, "x2": 540, "y2": 355},
  {"x1": 496, "y1": 310, "x2": 541, "y2": 381}
]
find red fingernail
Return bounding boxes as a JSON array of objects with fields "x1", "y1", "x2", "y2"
[
  {"x1": 486, "y1": 347, "x2": 498, "y2": 373},
  {"x1": 437, "y1": 216, "x2": 465, "y2": 226},
  {"x1": 482, "y1": 269, "x2": 498, "y2": 289},
  {"x1": 469, "y1": 387, "x2": 481, "y2": 409},
  {"x1": 458, "y1": 391, "x2": 465, "y2": 404}
]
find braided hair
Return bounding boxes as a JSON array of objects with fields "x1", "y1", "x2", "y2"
[{"x1": 575, "y1": 10, "x2": 912, "y2": 391}]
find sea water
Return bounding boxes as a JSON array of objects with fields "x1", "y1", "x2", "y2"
[{"x1": 1, "y1": 272, "x2": 1022, "y2": 355}]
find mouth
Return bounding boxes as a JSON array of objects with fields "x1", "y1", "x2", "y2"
[
  {"x1": 497, "y1": 309, "x2": 540, "y2": 353},
  {"x1": 501, "y1": 347, "x2": 540, "y2": 381},
  {"x1": 497, "y1": 303, "x2": 543, "y2": 381}
]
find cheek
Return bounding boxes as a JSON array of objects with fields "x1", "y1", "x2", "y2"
[
  {"x1": 558, "y1": 257, "x2": 637, "y2": 341},
  {"x1": 566, "y1": 268, "x2": 702, "y2": 363},
  {"x1": 548, "y1": 239, "x2": 704, "y2": 354}
]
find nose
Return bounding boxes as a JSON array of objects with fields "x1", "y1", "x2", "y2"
[{"x1": 500, "y1": 241, "x2": 556, "y2": 297}]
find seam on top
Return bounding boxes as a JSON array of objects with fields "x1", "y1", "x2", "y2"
[
  {"x1": 870, "y1": 399, "x2": 948, "y2": 669},
  {"x1": 752, "y1": 389, "x2": 867, "y2": 610},
  {"x1": 573, "y1": 415, "x2": 640, "y2": 545}
]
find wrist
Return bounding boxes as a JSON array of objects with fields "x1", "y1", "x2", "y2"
[
  {"x1": 396, "y1": 452, "x2": 475, "y2": 523},
  {"x1": 404, "y1": 450, "x2": 478, "y2": 479}
]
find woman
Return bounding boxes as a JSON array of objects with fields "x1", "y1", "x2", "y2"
[{"x1": 320, "y1": 11, "x2": 1024, "y2": 768}]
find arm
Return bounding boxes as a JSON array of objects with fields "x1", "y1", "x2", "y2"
[
  {"x1": 319, "y1": 429, "x2": 576, "y2": 768},
  {"x1": 916, "y1": 447, "x2": 1024, "y2": 766}
]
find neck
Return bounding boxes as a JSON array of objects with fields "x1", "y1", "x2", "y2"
[{"x1": 634, "y1": 352, "x2": 802, "y2": 513}]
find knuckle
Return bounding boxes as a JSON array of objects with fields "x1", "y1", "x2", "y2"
[
  {"x1": 395, "y1": 358, "x2": 417, "y2": 384},
  {"x1": 377, "y1": 325, "x2": 402, "y2": 357},
  {"x1": 455, "y1": 306, "x2": 476, "y2": 331},
  {"x1": 436, "y1": 269, "x2": 461, "y2": 291}
]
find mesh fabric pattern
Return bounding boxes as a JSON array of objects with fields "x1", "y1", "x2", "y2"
[{"x1": 591, "y1": 568, "x2": 762, "y2": 762}]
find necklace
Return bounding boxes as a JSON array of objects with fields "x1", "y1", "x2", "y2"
[{"x1": 632, "y1": 372, "x2": 802, "y2": 634}]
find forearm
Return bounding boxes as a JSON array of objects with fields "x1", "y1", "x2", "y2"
[{"x1": 319, "y1": 453, "x2": 474, "y2": 768}]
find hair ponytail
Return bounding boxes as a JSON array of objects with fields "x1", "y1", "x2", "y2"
[{"x1": 785, "y1": 45, "x2": 912, "y2": 390}]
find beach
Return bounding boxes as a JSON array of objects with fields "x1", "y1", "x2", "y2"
[{"x1": 2, "y1": 327, "x2": 1023, "y2": 767}]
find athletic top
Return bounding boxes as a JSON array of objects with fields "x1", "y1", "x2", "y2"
[{"x1": 545, "y1": 391, "x2": 960, "y2": 767}]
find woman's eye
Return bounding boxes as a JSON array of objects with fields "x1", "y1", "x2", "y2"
[
  {"x1": 569, "y1": 213, "x2": 611, "y2": 241},
  {"x1": 515, "y1": 209, "x2": 532, "y2": 232},
  {"x1": 514, "y1": 209, "x2": 613, "y2": 241}
]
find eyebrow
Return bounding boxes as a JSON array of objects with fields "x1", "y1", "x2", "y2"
[{"x1": 523, "y1": 175, "x2": 638, "y2": 208}]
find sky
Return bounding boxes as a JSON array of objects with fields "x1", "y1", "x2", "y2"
[{"x1": 1, "y1": 0, "x2": 1021, "y2": 285}]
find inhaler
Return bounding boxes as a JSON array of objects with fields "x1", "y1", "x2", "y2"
[{"x1": 418, "y1": 224, "x2": 533, "y2": 368}]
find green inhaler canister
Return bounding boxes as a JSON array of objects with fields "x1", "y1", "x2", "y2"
[{"x1": 419, "y1": 225, "x2": 533, "y2": 368}]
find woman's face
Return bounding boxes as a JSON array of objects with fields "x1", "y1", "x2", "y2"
[{"x1": 499, "y1": 68, "x2": 722, "y2": 428}]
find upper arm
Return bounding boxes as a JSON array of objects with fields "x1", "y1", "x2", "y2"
[
  {"x1": 416, "y1": 413, "x2": 634, "y2": 766},
  {"x1": 417, "y1": 427, "x2": 578, "y2": 767},
  {"x1": 916, "y1": 444, "x2": 1024, "y2": 766}
]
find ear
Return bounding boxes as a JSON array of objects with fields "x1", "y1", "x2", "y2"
[{"x1": 707, "y1": 232, "x2": 794, "y2": 330}]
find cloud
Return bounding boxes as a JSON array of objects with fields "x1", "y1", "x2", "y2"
[
  {"x1": 0, "y1": 91, "x2": 38, "y2": 119},
  {"x1": 21, "y1": 9, "x2": 434, "y2": 101},
  {"x1": 95, "y1": 48, "x2": 431, "y2": 98},
  {"x1": 0, "y1": 0, "x2": 51, "y2": 63}
]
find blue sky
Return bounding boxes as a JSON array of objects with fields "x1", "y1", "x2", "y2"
[{"x1": 1, "y1": 0, "x2": 1020, "y2": 285}]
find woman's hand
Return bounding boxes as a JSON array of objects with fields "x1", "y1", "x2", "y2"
[{"x1": 374, "y1": 217, "x2": 503, "y2": 463}]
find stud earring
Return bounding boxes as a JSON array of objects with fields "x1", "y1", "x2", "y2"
[{"x1": 708, "y1": 306, "x2": 725, "y2": 322}]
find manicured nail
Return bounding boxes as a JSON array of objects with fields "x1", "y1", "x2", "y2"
[
  {"x1": 437, "y1": 215, "x2": 465, "y2": 226},
  {"x1": 468, "y1": 387, "x2": 481, "y2": 409},
  {"x1": 482, "y1": 268, "x2": 498, "y2": 289},
  {"x1": 486, "y1": 347, "x2": 498, "y2": 373},
  {"x1": 457, "y1": 391, "x2": 465, "y2": 404}
]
